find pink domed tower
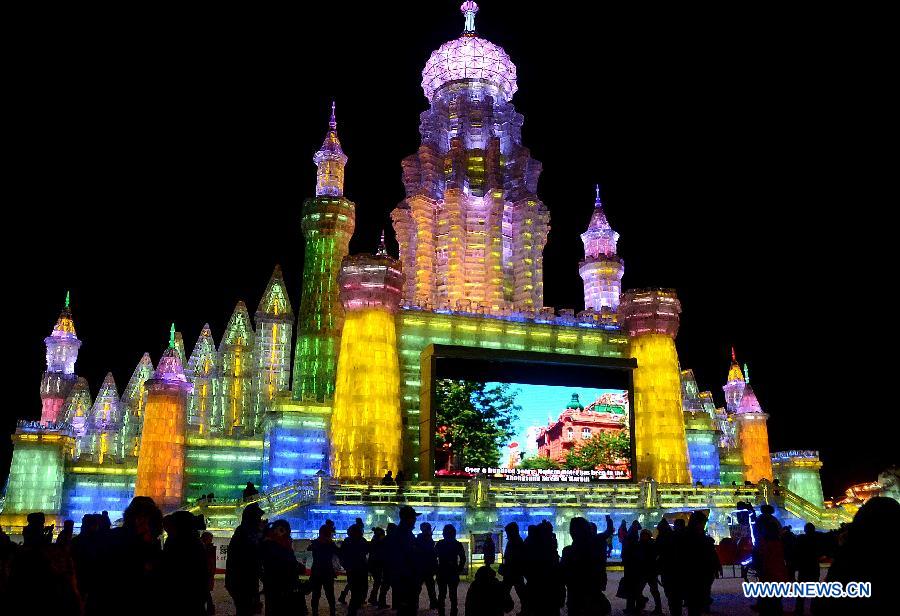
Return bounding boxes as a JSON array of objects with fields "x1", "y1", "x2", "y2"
[{"x1": 393, "y1": 2, "x2": 549, "y2": 312}]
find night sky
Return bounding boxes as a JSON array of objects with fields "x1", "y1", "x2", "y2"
[{"x1": 4, "y1": 2, "x2": 891, "y2": 498}]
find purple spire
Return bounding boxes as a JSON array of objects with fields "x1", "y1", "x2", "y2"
[
  {"x1": 376, "y1": 229, "x2": 388, "y2": 256},
  {"x1": 329, "y1": 99, "x2": 337, "y2": 131}
]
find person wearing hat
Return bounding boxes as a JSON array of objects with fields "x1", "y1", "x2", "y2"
[{"x1": 226, "y1": 502, "x2": 265, "y2": 616}]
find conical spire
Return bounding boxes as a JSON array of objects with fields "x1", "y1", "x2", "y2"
[
  {"x1": 737, "y1": 382, "x2": 763, "y2": 414},
  {"x1": 89, "y1": 372, "x2": 121, "y2": 426},
  {"x1": 51, "y1": 291, "x2": 77, "y2": 338},
  {"x1": 122, "y1": 353, "x2": 154, "y2": 404},
  {"x1": 376, "y1": 230, "x2": 388, "y2": 257},
  {"x1": 186, "y1": 324, "x2": 217, "y2": 378},
  {"x1": 222, "y1": 301, "x2": 254, "y2": 347},
  {"x1": 256, "y1": 265, "x2": 294, "y2": 319},
  {"x1": 62, "y1": 377, "x2": 92, "y2": 435},
  {"x1": 314, "y1": 100, "x2": 348, "y2": 197},
  {"x1": 727, "y1": 347, "x2": 745, "y2": 383}
]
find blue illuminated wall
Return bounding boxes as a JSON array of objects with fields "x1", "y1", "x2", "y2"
[
  {"x1": 262, "y1": 402, "x2": 330, "y2": 490},
  {"x1": 62, "y1": 464, "x2": 135, "y2": 523},
  {"x1": 685, "y1": 414, "x2": 721, "y2": 485}
]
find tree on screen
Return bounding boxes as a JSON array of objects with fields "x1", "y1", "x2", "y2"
[
  {"x1": 434, "y1": 380, "x2": 520, "y2": 469},
  {"x1": 564, "y1": 430, "x2": 631, "y2": 470}
]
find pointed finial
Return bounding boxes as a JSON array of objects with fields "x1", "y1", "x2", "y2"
[
  {"x1": 744, "y1": 363, "x2": 750, "y2": 384},
  {"x1": 169, "y1": 323, "x2": 176, "y2": 349},
  {"x1": 65, "y1": 290, "x2": 70, "y2": 309},
  {"x1": 376, "y1": 229, "x2": 388, "y2": 256},
  {"x1": 595, "y1": 184, "x2": 601, "y2": 202},
  {"x1": 461, "y1": 1, "x2": 479, "y2": 33},
  {"x1": 329, "y1": 100, "x2": 337, "y2": 131},
  {"x1": 731, "y1": 346, "x2": 736, "y2": 362}
]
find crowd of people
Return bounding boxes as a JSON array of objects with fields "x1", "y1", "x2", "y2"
[{"x1": 0, "y1": 494, "x2": 896, "y2": 615}]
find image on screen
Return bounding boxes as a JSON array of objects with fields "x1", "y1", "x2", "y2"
[{"x1": 433, "y1": 379, "x2": 633, "y2": 482}]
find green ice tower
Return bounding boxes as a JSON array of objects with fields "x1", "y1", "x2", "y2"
[{"x1": 292, "y1": 102, "x2": 355, "y2": 402}]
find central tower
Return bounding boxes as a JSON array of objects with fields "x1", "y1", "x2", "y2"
[{"x1": 392, "y1": 2, "x2": 549, "y2": 312}]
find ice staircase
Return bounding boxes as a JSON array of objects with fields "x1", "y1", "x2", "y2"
[{"x1": 183, "y1": 478, "x2": 319, "y2": 532}]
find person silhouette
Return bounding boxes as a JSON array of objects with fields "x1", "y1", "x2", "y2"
[
  {"x1": 308, "y1": 524, "x2": 338, "y2": 616},
  {"x1": 415, "y1": 522, "x2": 439, "y2": 609},
  {"x1": 225, "y1": 502, "x2": 265, "y2": 616},
  {"x1": 435, "y1": 524, "x2": 466, "y2": 616},
  {"x1": 499, "y1": 522, "x2": 527, "y2": 612},
  {"x1": 339, "y1": 522, "x2": 369, "y2": 616}
]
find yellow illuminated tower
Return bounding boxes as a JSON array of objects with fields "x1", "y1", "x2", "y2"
[
  {"x1": 135, "y1": 325, "x2": 192, "y2": 509},
  {"x1": 329, "y1": 236, "x2": 404, "y2": 479},
  {"x1": 735, "y1": 363, "x2": 774, "y2": 483},
  {"x1": 620, "y1": 289, "x2": 692, "y2": 484}
]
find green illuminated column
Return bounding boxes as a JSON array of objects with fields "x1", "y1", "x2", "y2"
[{"x1": 292, "y1": 102, "x2": 355, "y2": 402}]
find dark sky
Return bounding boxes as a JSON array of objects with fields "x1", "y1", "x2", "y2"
[{"x1": 3, "y1": 2, "x2": 891, "y2": 498}]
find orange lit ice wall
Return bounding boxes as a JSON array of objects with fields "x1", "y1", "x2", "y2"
[
  {"x1": 134, "y1": 328, "x2": 192, "y2": 509},
  {"x1": 329, "y1": 238, "x2": 404, "y2": 479},
  {"x1": 734, "y1": 366, "x2": 773, "y2": 483}
]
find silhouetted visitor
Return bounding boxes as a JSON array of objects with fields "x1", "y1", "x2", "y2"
[
  {"x1": 523, "y1": 520, "x2": 564, "y2": 616},
  {"x1": 225, "y1": 502, "x2": 265, "y2": 616},
  {"x1": 339, "y1": 522, "x2": 369, "y2": 616},
  {"x1": 619, "y1": 520, "x2": 645, "y2": 613},
  {"x1": 680, "y1": 511, "x2": 721, "y2": 616},
  {"x1": 90, "y1": 496, "x2": 164, "y2": 616},
  {"x1": 483, "y1": 533, "x2": 496, "y2": 567},
  {"x1": 395, "y1": 469, "x2": 406, "y2": 484},
  {"x1": 56, "y1": 519, "x2": 75, "y2": 547},
  {"x1": 499, "y1": 522, "x2": 526, "y2": 611},
  {"x1": 385, "y1": 506, "x2": 420, "y2": 616},
  {"x1": 367, "y1": 527, "x2": 387, "y2": 606},
  {"x1": 655, "y1": 518, "x2": 683, "y2": 615},
  {"x1": 308, "y1": 523, "x2": 338, "y2": 616},
  {"x1": 160, "y1": 510, "x2": 209, "y2": 616},
  {"x1": 465, "y1": 565, "x2": 514, "y2": 616},
  {"x1": 71, "y1": 514, "x2": 101, "y2": 606},
  {"x1": 435, "y1": 523, "x2": 466, "y2": 616},
  {"x1": 591, "y1": 515, "x2": 615, "y2": 611},
  {"x1": 9, "y1": 511, "x2": 79, "y2": 616},
  {"x1": 381, "y1": 470, "x2": 395, "y2": 485},
  {"x1": 813, "y1": 497, "x2": 900, "y2": 615},
  {"x1": 260, "y1": 519, "x2": 302, "y2": 616},
  {"x1": 791, "y1": 522, "x2": 820, "y2": 615},
  {"x1": 377, "y1": 523, "x2": 398, "y2": 608},
  {"x1": 561, "y1": 516, "x2": 602, "y2": 616},
  {"x1": 338, "y1": 518, "x2": 365, "y2": 605},
  {"x1": 242, "y1": 481, "x2": 259, "y2": 501},
  {"x1": 415, "y1": 522, "x2": 439, "y2": 609},
  {"x1": 636, "y1": 529, "x2": 662, "y2": 614},
  {"x1": 201, "y1": 531, "x2": 217, "y2": 615},
  {"x1": 99, "y1": 510, "x2": 111, "y2": 532}
]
